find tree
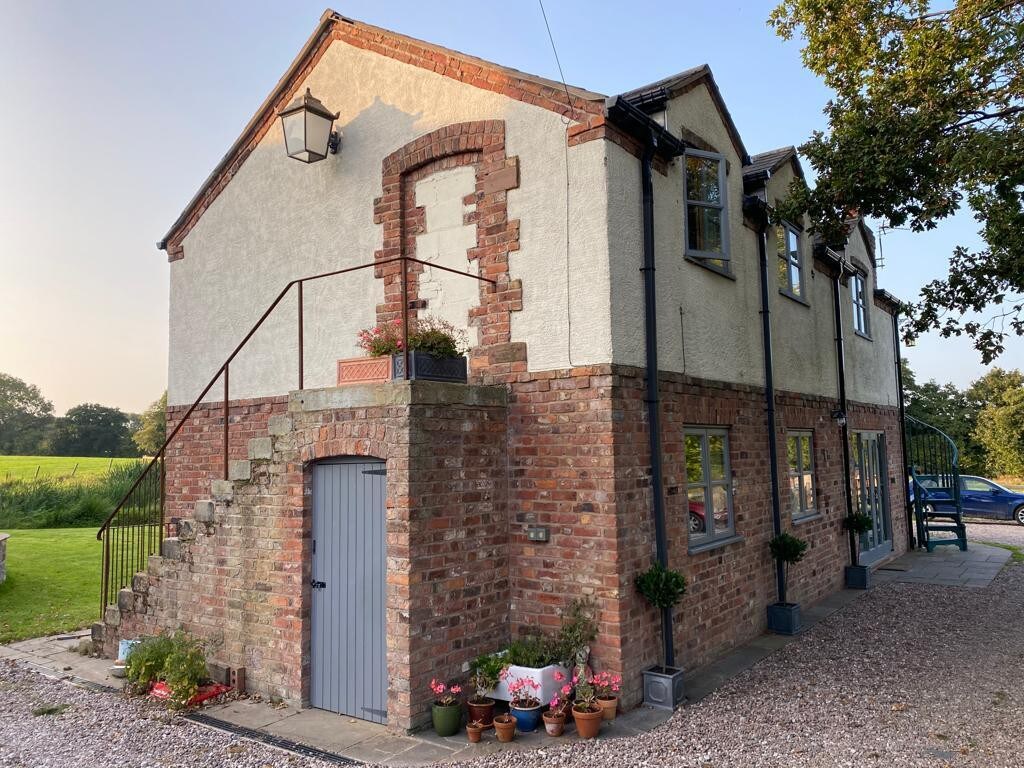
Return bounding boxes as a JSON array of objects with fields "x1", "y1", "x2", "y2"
[
  {"x1": 133, "y1": 392, "x2": 167, "y2": 456},
  {"x1": 770, "y1": 0, "x2": 1024, "y2": 362},
  {"x1": 901, "y1": 360, "x2": 984, "y2": 472},
  {"x1": 973, "y1": 371, "x2": 1024, "y2": 476},
  {"x1": 50, "y1": 404, "x2": 140, "y2": 457},
  {"x1": 0, "y1": 372, "x2": 55, "y2": 455}
]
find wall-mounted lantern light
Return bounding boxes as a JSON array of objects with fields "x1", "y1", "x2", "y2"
[
  {"x1": 831, "y1": 409, "x2": 848, "y2": 427},
  {"x1": 278, "y1": 88, "x2": 340, "y2": 164}
]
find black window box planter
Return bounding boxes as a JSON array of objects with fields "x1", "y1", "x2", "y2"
[
  {"x1": 391, "y1": 352, "x2": 468, "y2": 383},
  {"x1": 766, "y1": 602, "x2": 802, "y2": 635}
]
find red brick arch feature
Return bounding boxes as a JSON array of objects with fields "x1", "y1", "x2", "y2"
[{"x1": 371, "y1": 121, "x2": 527, "y2": 378}]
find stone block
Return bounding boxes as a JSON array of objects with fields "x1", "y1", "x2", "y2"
[
  {"x1": 228, "y1": 460, "x2": 252, "y2": 481},
  {"x1": 267, "y1": 414, "x2": 292, "y2": 436},
  {"x1": 161, "y1": 537, "x2": 182, "y2": 561},
  {"x1": 131, "y1": 573, "x2": 149, "y2": 594},
  {"x1": 193, "y1": 500, "x2": 216, "y2": 524},
  {"x1": 248, "y1": 437, "x2": 273, "y2": 460},
  {"x1": 207, "y1": 661, "x2": 230, "y2": 685},
  {"x1": 104, "y1": 606, "x2": 121, "y2": 628},
  {"x1": 91, "y1": 622, "x2": 105, "y2": 645},
  {"x1": 178, "y1": 520, "x2": 196, "y2": 542},
  {"x1": 210, "y1": 480, "x2": 234, "y2": 502},
  {"x1": 117, "y1": 588, "x2": 135, "y2": 613}
]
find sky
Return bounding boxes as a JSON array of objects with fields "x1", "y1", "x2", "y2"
[{"x1": 0, "y1": 0, "x2": 1019, "y2": 415}]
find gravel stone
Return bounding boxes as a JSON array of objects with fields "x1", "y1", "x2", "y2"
[
  {"x1": 4, "y1": 565, "x2": 1024, "y2": 767},
  {"x1": 966, "y1": 521, "x2": 1024, "y2": 548}
]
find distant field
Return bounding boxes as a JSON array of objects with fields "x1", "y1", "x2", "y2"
[{"x1": 0, "y1": 456, "x2": 137, "y2": 483}]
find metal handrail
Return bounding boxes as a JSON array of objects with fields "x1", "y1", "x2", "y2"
[{"x1": 97, "y1": 255, "x2": 494, "y2": 612}]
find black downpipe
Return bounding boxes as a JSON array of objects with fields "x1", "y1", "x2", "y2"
[
  {"x1": 892, "y1": 310, "x2": 915, "y2": 549},
  {"x1": 830, "y1": 266, "x2": 859, "y2": 566},
  {"x1": 640, "y1": 141, "x2": 674, "y2": 668},
  {"x1": 747, "y1": 196, "x2": 787, "y2": 604}
]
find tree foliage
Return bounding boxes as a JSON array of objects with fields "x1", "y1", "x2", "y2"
[
  {"x1": 0, "y1": 373, "x2": 55, "y2": 455},
  {"x1": 770, "y1": 0, "x2": 1024, "y2": 362},
  {"x1": 51, "y1": 404, "x2": 140, "y2": 458},
  {"x1": 133, "y1": 392, "x2": 167, "y2": 456},
  {"x1": 974, "y1": 371, "x2": 1024, "y2": 475}
]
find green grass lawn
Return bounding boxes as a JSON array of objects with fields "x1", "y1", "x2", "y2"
[
  {"x1": 0, "y1": 455, "x2": 137, "y2": 483},
  {"x1": 0, "y1": 528, "x2": 100, "y2": 644}
]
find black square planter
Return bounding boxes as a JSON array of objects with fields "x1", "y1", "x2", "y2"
[
  {"x1": 391, "y1": 352, "x2": 467, "y2": 383},
  {"x1": 845, "y1": 564, "x2": 871, "y2": 590},
  {"x1": 642, "y1": 666, "x2": 686, "y2": 710},
  {"x1": 767, "y1": 602, "x2": 802, "y2": 635}
]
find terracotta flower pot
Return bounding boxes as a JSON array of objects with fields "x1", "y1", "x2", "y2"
[
  {"x1": 466, "y1": 698, "x2": 495, "y2": 728},
  {"x1": 597, "y1": 696, "x2": 618, "y2": 720},
  {"x1": 572, "y1": 705, "x2": 603, "y2": 739},
  {"x1": 542, "y1": 711, "x2": 565, "y2": 736},
  {"x1": 466, "y1": 724, "x2": 483, "y2": 743},
  {"x1": 494, "y1": 714, "x2": 517, "y2": 743}
]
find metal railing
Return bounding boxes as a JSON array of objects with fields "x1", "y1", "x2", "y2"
[
  {"x1": 905, "y1": 415, "x2": 963, "y2": 549},
  {"x1": 97, "y1": 256, "x2": 494, "y2": 615}
]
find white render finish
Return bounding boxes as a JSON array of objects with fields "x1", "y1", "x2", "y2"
[
  {"x1": 167, "y1": 39, "x2": 898, "y2": 411},
  {"x1": 168, "y1": 40, "x2": 613, "y2": 405},
  {"x1": 414, "y1": 167, "x2": 480, "y2": 348}
]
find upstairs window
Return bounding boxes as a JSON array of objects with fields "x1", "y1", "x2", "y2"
[
  {"x1": 852, "y1": 272, "x2": 870, "y2": 336},
  {"x1": 776, "y1": 222, "x2": 804, "y2": 299},
  {"x1": 683, "y1": 150, "x2": 729, "y2": 271}
]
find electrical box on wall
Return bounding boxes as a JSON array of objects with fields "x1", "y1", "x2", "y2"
[{"x1": 526, "y1": 526, "x2": 550, "y2": 542}]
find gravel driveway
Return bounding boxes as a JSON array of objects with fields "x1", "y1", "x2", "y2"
[
  {"x1": 4, "y1": 563, "x2": 1024, "y2": 768},
  {"x1": 966, "y1": 521, "x2": 1024, "y2": 548}
]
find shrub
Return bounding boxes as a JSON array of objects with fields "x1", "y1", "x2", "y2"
[
  {"x1": 635, "y1": 562, "x2": 688, "y2": 610},
  {"x1": 125, "y1": 631, "x2": 210, "y2": 709},
  {"x1": 553, "y1": 598, "x2": 598, "y2": 668},
  {"x1": 843, "y1": 513, "x2": 874, "y2": 535},
  {"x1": 469, "y1": 653, "x2": 505, "y2": 700},
  {"x1": 0, "y1": 460, "x2": 146, "y2": 529},
  {"x1": 506, "y1": 635, "x2": 556, "y2": 668},
  {"x1": 769, "y1": 533, "x2": 809, "y2": 565}
]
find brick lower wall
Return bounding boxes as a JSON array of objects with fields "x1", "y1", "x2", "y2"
[{"x1": 106, "y1": 367, "x2": 906, "y2": 730}]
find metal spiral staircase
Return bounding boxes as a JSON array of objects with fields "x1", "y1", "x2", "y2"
[{"x1": 906, "y1": 415, "x2": 967, "y2": 552}]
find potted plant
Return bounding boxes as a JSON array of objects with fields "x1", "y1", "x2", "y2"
[
  {"x1": 466, "y1": 719, "x2": 485, "y2": 744},
  {"x1": 429, "y1": 678, "x2": 463, "y2": 737},
  {"x1": 490, "y1": 635, "x2": 568, "y2": 708},
  {"x1": 843, "y1": 513, "x2": 874, "y2": 589},
  {"x1": 467, "y1": 653, "x2": 503, "y2": 727},
  {"x1": 504, "y1": 672, "x2": 543, "y2": 733},
  {"x1": 126, "y1": 631, "x2": 229, "y2": 709},
  {"x1": 493, "y1": 713, "x2": 517, "y2": 743},
  {"x1": 767, "y1": 533, "x2": 809, "y2": 635},
  {"x1": 543, "y1": 671, "x2": 572, "y2": 737},
  {"x1": 635, "y1": 561, "x2": 688, "y2": 710},
  {"x1": 570, "y1": 674, "x2": 603, "y2": 740},
  {"x1": 592, "y1": 670, "x2": 622, "y2": 721},
  {"x1": 339, "y1": 316, "x2": 469, "y2": 385}
]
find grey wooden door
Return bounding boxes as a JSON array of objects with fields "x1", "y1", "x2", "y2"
[
  {"x1": 310, "y1": 458, "x2": 388, "y2": 723},
  {"x1": 852, "y1": 432, "x2": 893, "y2": 566}
]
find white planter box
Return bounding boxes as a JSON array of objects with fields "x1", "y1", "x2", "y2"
[{"x1": 489, "y1": 663, "x2": 569, "y2": 706}]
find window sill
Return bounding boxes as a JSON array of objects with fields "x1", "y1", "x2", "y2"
[
  {"x1": 854, "y1": 329, "x2": 873, "y2": 341},
  {"x1": 793, "y1": 512, "x2": 822, "y2": 525},
  {"x1": 685, "y1": 255, "x2": 736, "y2": 280},
  {"x1": 779, "y1": 289, "x2": 810, "y2": 308},
  {"x1": 688, "y1": 533, "x2": 745, "y2": 555}
]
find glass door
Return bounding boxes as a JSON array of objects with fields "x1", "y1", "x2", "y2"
[{"x1": 851, "y1": 431, "x2": 893, "y2": 565}]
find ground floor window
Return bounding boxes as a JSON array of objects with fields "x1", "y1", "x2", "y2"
[
  {"x1": 685, "y1": 427, "x2": 734, "y2": 547},
  {"x1": 786, "y1": 431, "x2": 816, "y2": 519}
]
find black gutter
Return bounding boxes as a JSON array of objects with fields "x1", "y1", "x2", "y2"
[
  {"x1": 889, "y1": 306, "x2": 915, "y2": 549},
  {"x1": 745, "y1": 194, "x2": 787, "y2": 604},
  {"x1": 606, "y1": 95, "x2": 687, "y2": 668},
  {"x1": 824, "y1": 249, "x2": 859, "y2": 567}
]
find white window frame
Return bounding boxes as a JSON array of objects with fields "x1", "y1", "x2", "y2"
[
  {"x1": 777, "y1": 221, "x2": 804, "y2": 299},
  {"x1": 682, "y1": 149, "x2": 730, "y2": 267},
  {"x1": 786, "y1": 431, "x2": 816, "y2": 520},
  {"x1": 684, "y1": 427, "x2": 735, "y2": 548},
  {"x1": 851, "y1": 272, "x2": 870, "y2": 336}
]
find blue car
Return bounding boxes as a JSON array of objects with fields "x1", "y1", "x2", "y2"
[{"x1": 912, "y1": 475, "x2": 1024, "y2": 525}]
